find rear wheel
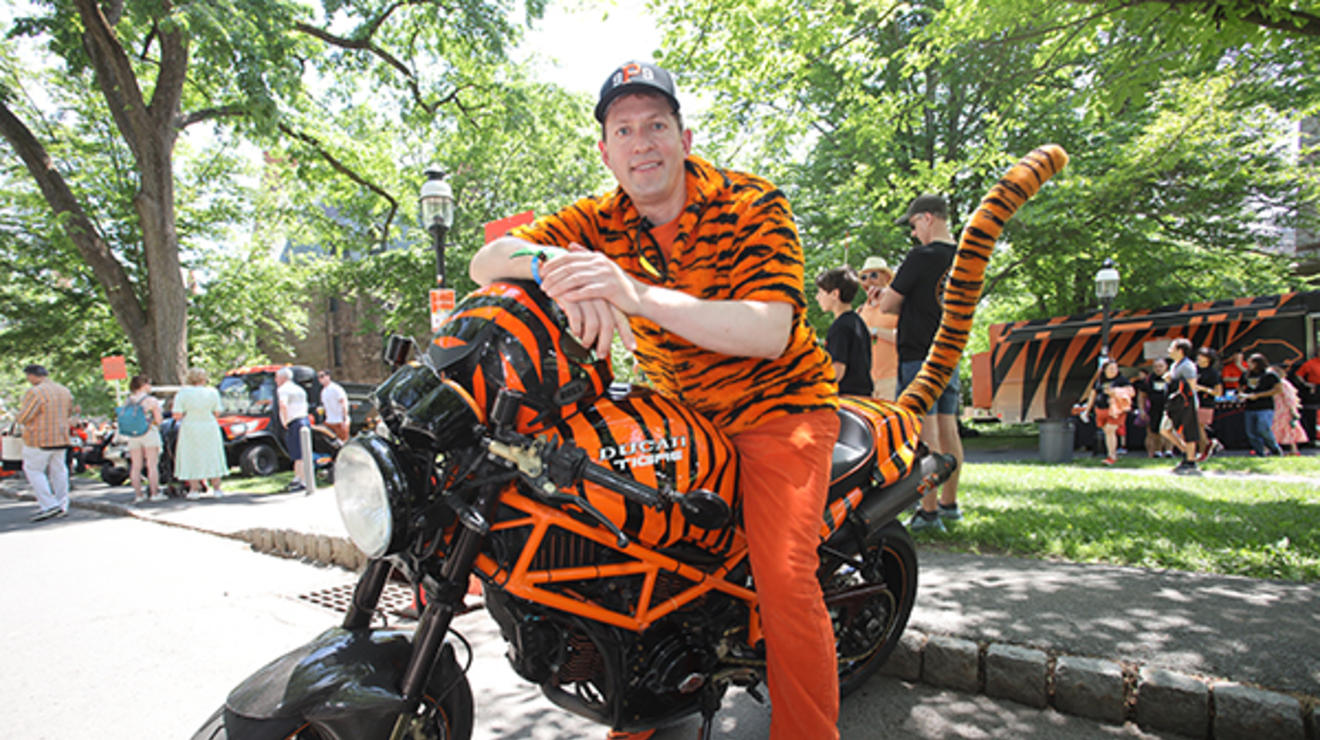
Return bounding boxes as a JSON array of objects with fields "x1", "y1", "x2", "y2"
[
  {"x1": 825, "y1": 520, "x2": 918, "y2": 697},
  {"x1": 238, "y1": 443, "x2": 280, "y2": 477}
]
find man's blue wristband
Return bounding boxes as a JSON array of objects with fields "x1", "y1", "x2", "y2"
[{"x1": 530, "y1": 255, "x2": 543, "y2": 285}]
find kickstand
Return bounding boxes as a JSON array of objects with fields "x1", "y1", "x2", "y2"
[{"x1": 696, "y1": 684, "x2": 723, "y2": 740}]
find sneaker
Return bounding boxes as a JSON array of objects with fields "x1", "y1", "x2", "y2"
[
  {"x1": 937, "y1": 503, "x2": 963, "y2": 521},
  {"x1": 149, "y1": 490, "x2": 168, "y2": 502},
  {"x1": 1173, "y1": 460, "x2": 1201, "y2": 476},
  {"x1": 212, "y1": 488, "x2": 225, "y2": 498},
  {"x1": 132, "y1": 492, "x2": 147, "y2": 504},
  {"x1": 1102, "y1": 457, "x2": 1117, "y2": 466},
  {"x1": 1116, "y1": 447, "x2": 1127, "y2": 455},
  {"x1": 30, "y1": 507, "x2": 63, "y2": 522},
  {"x1": 606, "y1": 730, "x2": 655, "y2": 740},
  {"x1": 908, "y1": 510, "x2": 947, "y2": 533},
  {"x1": 286, "y1": 480, "x2": 306, "y2": 493}
]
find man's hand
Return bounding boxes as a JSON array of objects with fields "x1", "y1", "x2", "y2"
[{"x1": 539, "y1": 245, "x2": 640, "y2": 355}]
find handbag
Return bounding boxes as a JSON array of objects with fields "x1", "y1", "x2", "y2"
[{"x1": 2, "y1": 426, "x2": 23, "y2": 462}]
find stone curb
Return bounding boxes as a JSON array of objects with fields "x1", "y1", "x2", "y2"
[
  {"x1": 4, "y1": 483, "x2": 1316, "y2": 737},
  {"x1": 890, "y1": 627, "x2": 1317, "y2": 740}
]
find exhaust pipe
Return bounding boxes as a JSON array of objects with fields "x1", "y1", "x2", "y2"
[{"x1": 823, "y1": 452, "x2": 956, "y2": 557}]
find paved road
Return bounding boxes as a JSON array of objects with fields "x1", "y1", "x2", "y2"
[{"x1": 0, "y1": 498, "x2": 1180, "y2": 739}]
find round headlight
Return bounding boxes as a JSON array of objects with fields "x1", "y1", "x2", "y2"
[{"x1": 334, "y1": 438, "x2": 406, "y2": 558}]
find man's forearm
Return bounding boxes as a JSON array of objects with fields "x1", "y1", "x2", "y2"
[
  {"x1": 470, "y1": 236, "x2": 537, "y2": 286},
  {"x1": 638, "y1": 286, "x2": 792, "y2": 359}
]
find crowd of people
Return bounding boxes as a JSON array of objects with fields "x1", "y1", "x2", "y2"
[
  {"x1": 814, "y1": 194, "x2": 964, "y2": 534},
  {"x1": 11, "y1": 362, "x2": 354, "y2": 522},
  {"x1": 1079, "y1": 343, "x2": 1313, "y2": 475}
]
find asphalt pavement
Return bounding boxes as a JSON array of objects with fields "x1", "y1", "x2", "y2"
[
  {"x1": 1, "y1": 447, "x2": 1317, "y2": 738},
  {"x1": 0, "y1": 496, "x2": 1177, "y2": 740}
]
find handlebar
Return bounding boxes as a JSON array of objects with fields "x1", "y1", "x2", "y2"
[{"x1": 578, "y1": 456, "x2": 667, "y2": 511}]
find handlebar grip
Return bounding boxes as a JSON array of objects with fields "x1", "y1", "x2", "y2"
[{"x1": 580, "y1": 461, "x2": 664, "y2": 509}]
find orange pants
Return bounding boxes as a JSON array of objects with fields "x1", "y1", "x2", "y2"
[{"x1": 733, "y1": 409, "x2": 840, "y2": 740}]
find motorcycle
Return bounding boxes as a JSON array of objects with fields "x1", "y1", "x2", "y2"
[{"x1": 194, "y1": 145, "x2": 1067, "y2": 739}]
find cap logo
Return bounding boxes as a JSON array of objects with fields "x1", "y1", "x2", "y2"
[{"x1": 613, "y1": 63, "x2": 653, "y2": 88}]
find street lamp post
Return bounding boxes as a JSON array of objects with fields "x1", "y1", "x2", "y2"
[
  {"x1": 1094, "y1": 258, "x2": 1120, "y2": 362},
  {"x1": 419, "y1": 167, "x2": 454, "y2": 286}
]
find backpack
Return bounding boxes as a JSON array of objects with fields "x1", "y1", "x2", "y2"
[{"x1": 117, "y1": 397, "x2": 150, "y2": 437}]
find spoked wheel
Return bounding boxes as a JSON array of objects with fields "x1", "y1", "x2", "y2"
[{"x1": 824, "y1": 520, "x2": 918, "y2": 697}]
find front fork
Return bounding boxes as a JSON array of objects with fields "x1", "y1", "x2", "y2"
[{"x1": 341, "y1": 486, "x2": 499, "y2": 740}]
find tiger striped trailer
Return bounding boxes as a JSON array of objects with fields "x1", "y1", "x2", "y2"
[{"x1": 974, "y1": 290, "x2": 1320, "y2": 423}]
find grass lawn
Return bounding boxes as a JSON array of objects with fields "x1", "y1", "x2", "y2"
[{"x1": 921, "y1": 460, "x2": 1320, "y2": 582}]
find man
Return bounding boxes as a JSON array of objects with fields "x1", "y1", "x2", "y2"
[
  {"x1": 275, "y1": 368, "x2": 310, "y2": 492},
  {"x1": 856, "y1": 255, "x2": 898, "y2": 400},
  {"x1": 318, "y1": 370, "x2": 350, "y2": 442},
  {"x1": 876, "y1": 194, "x2": 964, "y2": 532},
  {"x1": 15, "y1": 364, "x2": 74, "y2": 521},
  {"x1": 816, "y1": 266, "x2": 873, "y2": 396},
  {"x1": 470, "y1": 61, "x2": 841, "y2": 740}
]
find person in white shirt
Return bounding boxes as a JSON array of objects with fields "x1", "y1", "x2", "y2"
[
  {"x1": 276, "y1": 368, "x2": 310, "y2": 492},
  {"x1": 318, "y1": 370, "x2": 350, "y2": 442}
]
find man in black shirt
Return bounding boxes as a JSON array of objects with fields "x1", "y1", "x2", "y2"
[
  {"x1": 876, "y1": 194, "x2": 963, "y2": 532},
  {"x1": 816, "y1": 267, "x2": 873, "y2": 396}
]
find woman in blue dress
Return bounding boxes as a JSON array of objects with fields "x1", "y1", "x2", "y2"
[{"x1": 174, "y1": 367, "x2": 228, "y2": 497}]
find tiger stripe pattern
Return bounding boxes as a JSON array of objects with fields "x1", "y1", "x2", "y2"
[
  {"x1": 510, "y1": 155, "x2": 837, "y2": 437},
  {"x1": 896, "y1": 145, "x2": 1069, "y2": 418}
]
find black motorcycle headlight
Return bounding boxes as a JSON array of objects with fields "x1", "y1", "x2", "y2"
[{"x1": 334, "y1": 436, "x2": 409, "y2": 558}]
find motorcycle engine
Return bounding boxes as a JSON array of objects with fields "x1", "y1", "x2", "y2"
[{"x1": 483, "y1": 576, "x2": 739, "y2": 729}]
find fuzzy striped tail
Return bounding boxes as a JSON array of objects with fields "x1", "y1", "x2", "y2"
[{"x1": 897, "y1": 145, "x2": 1069, "y2": 418}]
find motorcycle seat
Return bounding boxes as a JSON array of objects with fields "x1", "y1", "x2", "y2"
[{"x1": 829, "y1": 406, "x2": 875, "y2": 496}]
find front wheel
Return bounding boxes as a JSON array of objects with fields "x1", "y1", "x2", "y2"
[
  {"x1": 238, "y1": 443, "x2": 280, "y2": 478},
  {"x1": 192, "y1": 664, "x2": 474, "y2": 740},
  {"x1": 825, "y1": 520, "x2": 918, "y2": 697}
]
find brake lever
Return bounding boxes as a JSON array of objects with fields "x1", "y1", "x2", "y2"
[{"x1": 483, "y1": 434, "x2": 631, "y2": 548}]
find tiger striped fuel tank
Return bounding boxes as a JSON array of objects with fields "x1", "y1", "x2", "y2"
[{"x1": 543, "y1": 384, "x2": 741, "y2": 554}]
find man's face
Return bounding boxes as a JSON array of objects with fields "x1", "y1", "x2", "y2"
[
  {"x1": 24, "y1": 373, "x2": 41, "y2": 385},
  {"x1": 599, "y1": 93, "x2": 692, "y2": 210},
  {"x1": 908, "y1": 212, "x2": 934, "y2": 245},
  {"x1": 318, "y1": 373, "x2": 329, "y2": 387}
]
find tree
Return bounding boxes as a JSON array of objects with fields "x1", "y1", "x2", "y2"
[
  {"x1": 654, "y1": 0, "x2": 1319, "y2": 332},
  {"x1": 0, "y1": 0, "x2": 544, "y2": 383}
]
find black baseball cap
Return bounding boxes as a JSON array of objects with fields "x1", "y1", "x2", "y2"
[
  {"x1": 595, "y1": 61, "x2": 680, "y2": 123},
  {"x1": 894, "y1": 194, "x2": 949, "y2": 225}
]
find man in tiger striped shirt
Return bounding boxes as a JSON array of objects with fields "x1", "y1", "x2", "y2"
[{"x1": 471, "y1": 61, "x2": 841, "y2": 740}]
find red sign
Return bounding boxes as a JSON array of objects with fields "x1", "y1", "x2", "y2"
[
  {"x1": 101, "y1": 355, "x2": 127, "y2": 382},
  {"x1": 483, "y1": 210, "x2": 535, "y2": 243},
  {"x1": 430, "y1": 288, "x2": 457, "y2": 332}
]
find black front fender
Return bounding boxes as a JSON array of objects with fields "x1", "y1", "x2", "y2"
[{"x1": 219, "y1": 627, "x2": 414, "y2": 740}]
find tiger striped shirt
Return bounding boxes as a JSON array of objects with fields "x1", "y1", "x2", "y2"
[{"x1": 512, "y1": 155, "x2": 837, "y2": 436}]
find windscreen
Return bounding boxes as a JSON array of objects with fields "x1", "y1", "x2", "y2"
[{"x1": 218, "y1": 373, "x2": 276, "y2": 416}]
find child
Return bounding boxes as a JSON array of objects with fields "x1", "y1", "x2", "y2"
[
  {"x1": 815, "y1": 266, "x2": 873, "y2": 396},
  {"x1": 1272, "y1": 367, "x2": 1308, "y2": 455}
]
